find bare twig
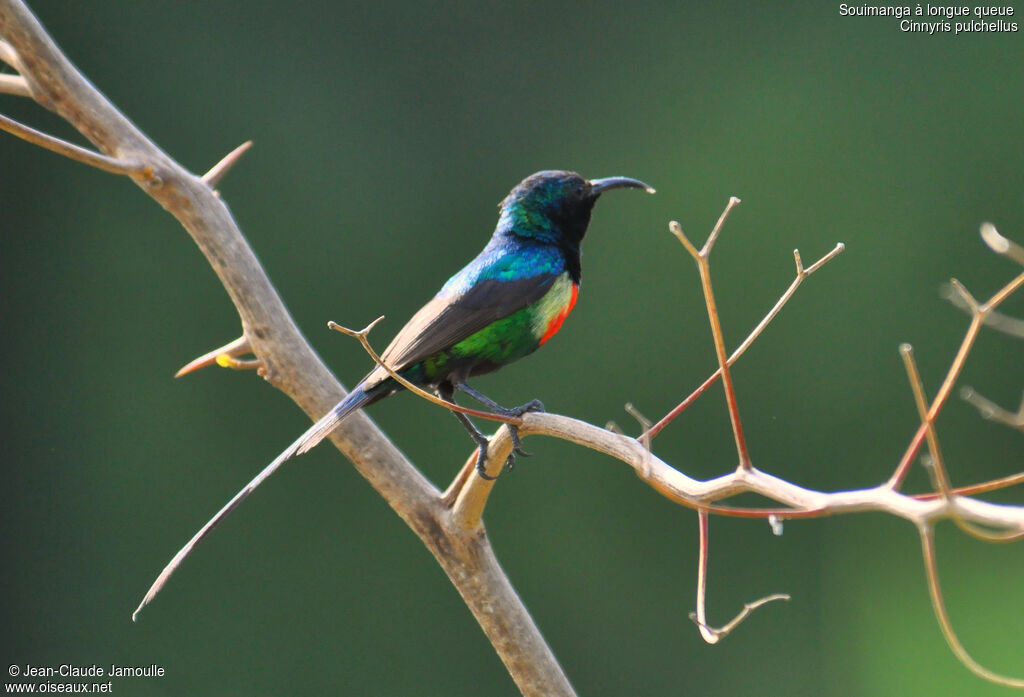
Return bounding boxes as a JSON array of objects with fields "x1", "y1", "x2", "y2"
[
  {"x1": 919, "y1": 525, "x2": 1024, "y2": 687},
  {"x1": 689, "y1": 510, "x2": 789, "y2": 644},
  {"x1": 914, "y1": 472, "x2": 1024, "y2": 500},
  {"x1": 0, "y1": 112, "x2": 147, "y2": 174},
  {"x1": 900, "y1": 343, "x2": 953, "y2": 493},
  {"x1": 670, "y1": 199, "x2": 752, "y2": 470},
  {"x1": 941, "y1": 222, "x2": 1024, "y2": 338},
  {"x1": 888, "y1": 267, "x2": 1024, "y2": 490},
  {"x1": 645, "y1": 242, "x2": 844, "y2": 440},
  {"x1": 944, "y1": 287, "x2": 1024, "y2": 338},
  {"x1": 961, "y1": 388, "x2": 1024, "y2": 431},
  {"x1": 900, "y1": 346, "x2": 1023, "y2": 543},
  {"x1": 328, "y1": 319, "x2": 520, "y2": 428}
]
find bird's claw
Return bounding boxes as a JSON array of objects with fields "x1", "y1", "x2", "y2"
[
  {"x1": 508, "y1": 424, "x2": 532, "y2": 458},
  {"x1": 509, "y1": 399, "x2": 545, "y2": 417},
  {"x1": 472, "y1": 398, "x2": 546, "y2": 480},
  {"x1": 475, "y1": 441, "x2": 498, "y2": 480},
  {"x1": 506, "y1": 399, "x2": 543, "y2": 460},
  {"x1": 473, "y1": 425, "x2": 529, "y2": 479}
]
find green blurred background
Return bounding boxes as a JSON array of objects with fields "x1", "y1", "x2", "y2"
[{"x1": 3, "y1": 2, "x2": 1023, "y2": 695}]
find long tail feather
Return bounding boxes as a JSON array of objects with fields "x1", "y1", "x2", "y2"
[
  {"x1": 293, "y1": 388, "x2": 372, "y2": 456},
  {"x1": 133, "y1": 386, "x2": 373, "y2": 621}
]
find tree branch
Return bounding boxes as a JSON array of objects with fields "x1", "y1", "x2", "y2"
[{"x1": 0, "y1": 3, "x2": 575, "y2": 695}]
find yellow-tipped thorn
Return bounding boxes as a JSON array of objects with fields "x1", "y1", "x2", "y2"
[
  {"x1": 215, "y1": 354, "x2": 261, "y2": 370},
  {"x1": 175, "y1": 335, "x2": 254, "y2": 377}
]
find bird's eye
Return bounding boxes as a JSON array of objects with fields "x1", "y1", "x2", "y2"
[{"x1": 574, "y1": 184, "x2": 584, "y2": 197}]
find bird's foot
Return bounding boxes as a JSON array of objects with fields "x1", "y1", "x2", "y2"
[
  {"x1": 507, "y1": 424, "x2": 529, "y2": 463},
  {"x1": 455, "y1": 385, "x2": 546, "y2": 479},
  {"x1": 472, "y1": 424, "x2": 532, "y2": 479},
  {"x1": 473, "y1": 439, "x2": 498, "y2": 481},
  {"x1": 504, "y1": 399, "x2": 544, "y2": 460},
  {"x1": 508, "y1": 398, "x2": 546, "y2": 417}
]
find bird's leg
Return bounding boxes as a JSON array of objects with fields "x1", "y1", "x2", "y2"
[
  {"x1": 454, "y1": 382, "x2": 545, "y2": 466},
  {"x1": 438, "y1": 383, "x2": 497, "y2": 480}
]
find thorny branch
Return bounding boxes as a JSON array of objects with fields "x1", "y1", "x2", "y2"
[
  {"x1": 0, "y1": 4, "x2": 574, "y2": 696},
  {"x1": 3, "y1": 0, "x2": 1023, "y2": 691}
]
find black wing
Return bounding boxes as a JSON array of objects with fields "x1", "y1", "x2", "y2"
[{"x1": 362, "y1": 272, "x2": 560, "y2": 388}]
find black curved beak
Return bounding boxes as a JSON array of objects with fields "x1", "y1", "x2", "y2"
[{"x1": 589, "y1": 176, "x2": 656, "y2": 195}]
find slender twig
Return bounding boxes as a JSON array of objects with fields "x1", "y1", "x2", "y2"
[
  {"x1": 918, "y1": 525, "x2": 1024, "y2": 687},
  {"x1": 961, "y1": 388, "x2": 1024, "y2": 431},
  {"x1": 900, "y1": 343, "x2": 953, "y2": 493},
  {"x1": 0, "y1": 112, "x2": 147, "y2": 175},
  {"x1": 670, "y1": 199, "x2": 752, "y2": 470},
  {"x1": 900, "y1": 346, "x2": 1023, "y2": 543},
  {"x1": 689, "y1": 510, "x2": 789, "y2": 644},
  {"x1": 645, "y1": 242, "x2": 844, "y2": 440},
  {"x1": 328, "y1": 318, "x2": 521, "y2": 528},
  {"x1": 914, "y1": 472, "x2": 1024, "y2": 500},
  {"x1": 328, "y1": 318, "x2": 520, "y2": 427},
  {"x1": 944, "y1": 287, "x2": 1024, "y2": 338},
  {"x1": 888, "y1": 267, "x2": 1024, "y2": 489}
]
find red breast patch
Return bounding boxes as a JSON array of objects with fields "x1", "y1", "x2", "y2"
[{"x1": 539, "y1": 283, "x2": 579, "y2": 345}]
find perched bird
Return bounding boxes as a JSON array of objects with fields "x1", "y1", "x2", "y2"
[
  {"x1": 133, "y1": 170, "x2": 653, "y2": 618},
  {"x1": 292, "y1": 170, "x2": 654, "y2": 473}
]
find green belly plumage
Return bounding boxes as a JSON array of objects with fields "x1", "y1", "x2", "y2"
[{"x1": 412, "y1": 273, "x2": 577, "y2": 383}]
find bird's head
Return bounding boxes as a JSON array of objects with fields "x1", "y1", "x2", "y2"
[{"x1": 498, "y1": 170, "x2": 654, "y2": 248}]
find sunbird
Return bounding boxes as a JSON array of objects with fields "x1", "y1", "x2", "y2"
[{"x1": 134, "y1": 170, "x2": 653, "y2": 618}]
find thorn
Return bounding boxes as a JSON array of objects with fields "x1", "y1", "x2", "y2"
[
  {"x1": 175, "y1": 335, "x2": 253, "y2": 377},
  {"x1": 202, "y1": 141, "x2": 253, "y2": 189},
  {"x1": 216, "y1": 355, "x2": 262, "y2": 371}
]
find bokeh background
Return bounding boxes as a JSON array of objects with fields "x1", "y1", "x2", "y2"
[{"x1": 3, "y1": 2, "x2": 1023, "y2": 695}]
